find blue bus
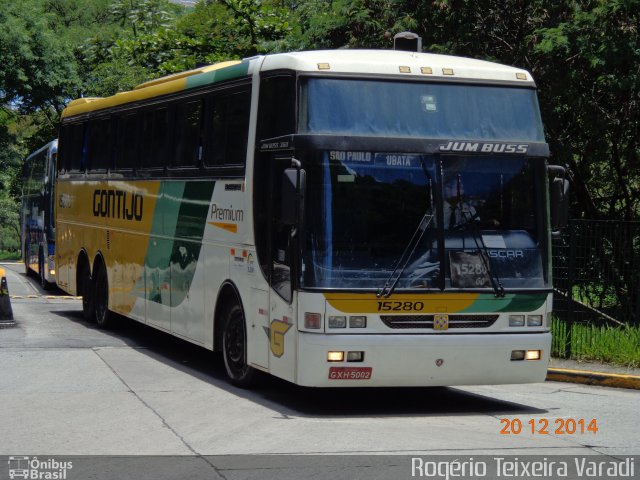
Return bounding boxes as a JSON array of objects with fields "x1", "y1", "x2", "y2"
[{"x1": 21, "y1": 140, "x2": 57, "y2": 289}]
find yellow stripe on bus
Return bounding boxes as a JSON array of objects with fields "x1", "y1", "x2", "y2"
[
  {"x1": 324, "y1": 292, "x2": 479, "y2": 314},
  {"x1": 208, "y1": 221, "x2": 238, "y2": 233}
]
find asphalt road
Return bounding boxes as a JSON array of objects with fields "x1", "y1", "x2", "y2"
[{"x1": 0, "y1": 262, "x2": 638, "y2": 478}]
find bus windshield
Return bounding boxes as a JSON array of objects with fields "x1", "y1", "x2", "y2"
[
  {"x1": 300, "y1": 78, "x2": 545, "y2": 142},
  {"x1": 301, "y1": 151, "x2": 547, "y2": 291}
]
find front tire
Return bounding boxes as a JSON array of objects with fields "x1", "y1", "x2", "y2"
[{"x1": 222, "y1": 304, "x2": 257, "y2": 388}]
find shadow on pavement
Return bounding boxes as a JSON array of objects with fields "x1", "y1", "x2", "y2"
[{"x1": 51, "y1": 307, "x2": 547, "y2": 419}]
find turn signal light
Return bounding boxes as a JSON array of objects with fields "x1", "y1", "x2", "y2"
[{"x1": 304, "y1": 312, "x2": 322, "y2": 329}]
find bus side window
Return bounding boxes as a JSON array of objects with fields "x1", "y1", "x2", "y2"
[
  {"x1": 204, "y1": 87, "x2": 251, "y2": 170},
  {"x1": 114, "y1": 113, "x2": 138, "y2": 172},
  {"x1": 254, "y1": 74, "x2": 296, "y2": 282},
  {"x1": 58, "y1": 126, "x2": 70, "y2": 174},
  {"x1": 173, "y1": 100, "x2": 203, "y2": 169},
  {"x1": 140, "y1": 108, "x2": 170, "y2": 172},
  {"x1": 257, "y1": 74, "x2": 296, "y2": 141},
  {"x1": 87, "y1": 117, "x2": 112, "y2": 171},
  {"x1": 67, "y1": 123, "x2": 85, "y2": 172}
]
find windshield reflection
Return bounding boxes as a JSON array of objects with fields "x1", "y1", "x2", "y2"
[{"x1": 301, "y1": 151, "x2": 546, "y2": 291}]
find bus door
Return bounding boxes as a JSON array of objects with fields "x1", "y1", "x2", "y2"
[{"x1": 265, "y1": 155, "x2": 298, "y2": 380}]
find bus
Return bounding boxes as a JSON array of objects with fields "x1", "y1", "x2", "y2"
[
  {"x1": 55, "y1": 49, "x2": 569, "y2": 387},
  {"x1": 22, "y1": 139, "x2": 57, "y2": 289}
]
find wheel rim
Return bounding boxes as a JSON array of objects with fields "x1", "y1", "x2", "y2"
[{"x1": 224, "y1": 309, "x2": 248, "y2": 379}]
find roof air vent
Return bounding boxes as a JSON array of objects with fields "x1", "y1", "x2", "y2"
[{"x1": 394, "y1": 32, "x2": 422, "y2": 52}]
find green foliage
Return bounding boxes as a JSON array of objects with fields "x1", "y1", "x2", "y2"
[
  {"x1": 552, "y1": 318, "x2": 640, "y2": 368},
  {"x1": 0, "y1": 0, "x2": 81, "y2": 114},
  {"x1": 0, "y1": 0, "x2": 639, "y2": 231},
  {"x1": 282, "y1": 0, "x2": 394, "y2": 50},
  {"x1": 532, "y1": 0, "x2": 640, "y2": 220}
]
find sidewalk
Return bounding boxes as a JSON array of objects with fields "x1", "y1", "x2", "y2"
[{"x1": 547, "y1": 358, "x2": 640, "y2": 390}]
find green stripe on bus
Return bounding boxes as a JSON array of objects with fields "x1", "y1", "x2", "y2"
[
  {"x1": 460, "y1": 293, "x2": 547, "y2": 313},
  {"x1": 143, "y1": 180, "x2": 216, "y2": 306},
  {"x1": 186, "y1": 62, "x2": 250, "y2": 90},
  {"x1": 169, "y1": 181, "x2": 216, "y2": 307}
]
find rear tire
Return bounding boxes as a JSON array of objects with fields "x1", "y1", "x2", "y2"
[
  {"x1": 94, "y1": 263, "x2": 114, "y2": 329},
  {"x1": 222, "y1": 304, "x2": 257, "y2": 388},
  {"x1": 79, "y1": 261, "x2": 94, "y2": 322}
]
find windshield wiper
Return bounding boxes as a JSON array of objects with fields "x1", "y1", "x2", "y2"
[
  {"x1": 377, "y1": 213, "x2": 435, "y2": 298},
  {"x1": 459, "y1": 209, "x2": 505, "y2": 298}
]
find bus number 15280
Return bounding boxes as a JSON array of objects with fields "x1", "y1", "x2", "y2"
[{"x1": 377, "y1": 301, "x2": 425, "y2": 312}]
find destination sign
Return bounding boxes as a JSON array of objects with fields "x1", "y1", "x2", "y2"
[
  {"x1": 374, "y1": 153, "x2": 422, "y2": 168},
  {"x1": 329, "y1": 151, "x2": 424, "y2": 169}
]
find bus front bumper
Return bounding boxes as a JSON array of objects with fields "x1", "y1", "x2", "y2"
[{"x1": 296, "y1": 331, "x2": 551, "y2": 387}]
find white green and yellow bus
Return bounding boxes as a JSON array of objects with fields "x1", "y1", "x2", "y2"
[
  {"x1": 55, "y1": 49, "x2": 568, "y2": 387},
  {"x1": 22, "y1": 139, "x2": 58, "y2": 289}
]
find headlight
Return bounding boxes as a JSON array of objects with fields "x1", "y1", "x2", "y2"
[
  {"x1": 328, "y1": 315, "x2": 346, "y2": 328},
  {"x1": 349, "y1": 316, "x2": 367, "y2": 328},
  {"x1": 527, "y1": 315, "x2": 543, "y2": 327}
]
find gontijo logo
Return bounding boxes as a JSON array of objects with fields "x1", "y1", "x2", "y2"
[
  {"x1": 8, "y1": 456, "x2": 73, "y2": 479},
  {"x1": 92, "y1": 188, "x2": 143, "y2": 221}
]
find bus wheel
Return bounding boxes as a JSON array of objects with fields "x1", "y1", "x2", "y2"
[
  {"x1": 222, "y1": 304, "x2": 256, "y2": 388},
  {"x1": 94, "y1": 264, "x2": 114, "y2": 329},
  {"x1": 39, "y1": 249, "x2": 51, "y2": 290},
  {"x1": 79, "y1": 262, "x2": 94, "y2": 321}
]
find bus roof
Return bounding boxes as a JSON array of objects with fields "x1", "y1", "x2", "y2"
[
  {"x1": 61, "y1": 49, "x2": 535, "y2": 120},
  {"x1": 260, "y1": 49, "x2": 534, "y2": 83}
]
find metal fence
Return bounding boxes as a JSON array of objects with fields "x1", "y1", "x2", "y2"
[{"x1": 551, "y1": 219, "x2": 640, "y2": 357}]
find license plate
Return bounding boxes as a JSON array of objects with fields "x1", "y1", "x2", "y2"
[{"x1": 328, "y1": 367, "x2": 372, "y2": 380}]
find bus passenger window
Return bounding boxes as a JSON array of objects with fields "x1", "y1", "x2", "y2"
[
  {"x1": 58, "y1": 126, "x2": 71, "y2": 173},
  {"x1": 66, "y1": 123, "x2": 85, "y2": 172},
  {"x1": 114, "y1": 113, "x2": 138, "y2": 171},
  {"x1": 173, "y1": 100, "x2": 202, "y2": 168},
  {"x1": 87, "y1": 117, "x2": 112, "y2": 171},
  {"x1": 206, "y1": 89, "x2": 250, "y2": 168},
  {"x1": 141, "y1": 108, "x2": 170, "y2": 170}
]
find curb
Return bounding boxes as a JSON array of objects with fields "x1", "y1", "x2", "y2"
[{"x1": 547, "y1": 368, "x2": 640, "y2": 390}]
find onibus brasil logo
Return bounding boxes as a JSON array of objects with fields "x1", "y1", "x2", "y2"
[{"x1": 8, "y1": 456, "x2": 73, "y2": 479}]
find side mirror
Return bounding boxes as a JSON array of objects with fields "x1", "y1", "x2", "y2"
[
  {"x1": 281, "y1": 167, "x2": 306, "y2": 226},
  {"x1": 548, "y1": 165, "x2": 570, "y2": 232}
]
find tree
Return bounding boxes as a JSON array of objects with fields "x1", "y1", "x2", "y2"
[
  {"x1": 533, "y1": 0, "x2": 640, "y2": 220},
  {"x1": 0, "y1": 0, "x2": 81, "y2": 117}
]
